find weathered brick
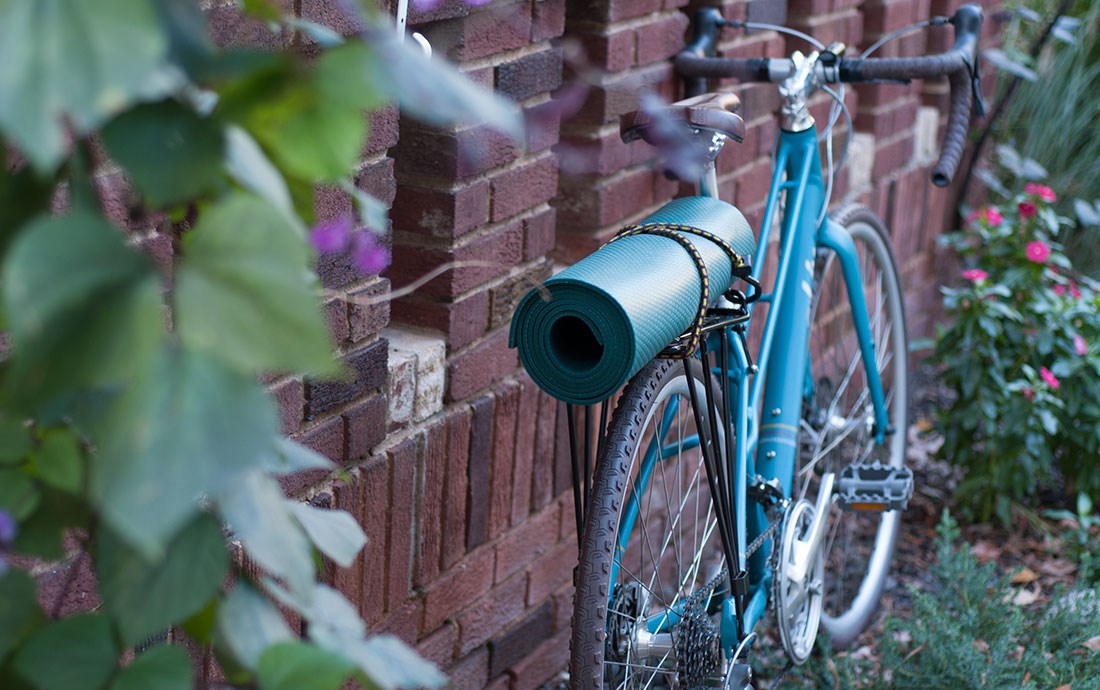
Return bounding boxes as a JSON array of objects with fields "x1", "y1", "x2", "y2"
[
  {"x1": 490, "y1": 155, "x2": 559, "y2": 222},
  {"x1": 489, "y1": 381, "x2": 520, "y2": 539},
  {"x1": 416, "y1": 422, "x2": 447, "y2": 587},
  {"x1": 304, "y1": 338, "x2": 389, "y2": 419},
  {"x1": 443, "y1": 406, "x2": 473, "y2": 569},
  {"x1": 395, "y1": 122, "x2": 519, "y2": 181},
  {"x1": 872, "y1": 132, "x2": 915, "y2": 179},
  {"x1": 331, "y1": 477, "x2": 364, "y2": 608},
  {"x1": 446, "y1": 330, "x2": 520, "y2": 402},
  {"x1": 387, "y1": 221, "x2": 523, "y2": 299},
  {"x1": 507, "y1": 627, "x2": 571, "y2": 690},
  {"x1": 360, "y1": 455, "x2": 388, "y2": 626},
  {"x1": 296, "y1": 414, "x2": 346, "y2": 466},
  {"x1": 431, "y1": 2, "x2": 533, "y2": 61},
  {"x1": 495, "y1": 501, "x2": 560, "y2": 584},
  {"x1": 270, "y1": 377, "x2": 304, "y2": 435},
  {"x1": 509, "y1": 375, "x2": 539, "y2": 524},
  {"x1": 489, "y1": 266, "x2": 551, "y2": 330},
  {"x1": 422, "y1": 549, "x2": 495, "y2": 632},
  {"x1": 418, "y1": 620, "x2": 458, "y2": 668},
  {"x1": 523, "y1": 207, "x2": 556, "y2": 261},
  {"x1": 379, "y1": 597, "x2": 423, "y2": 645},
  {"x1": 35, "y1": 553, "x2": 100, "y2": 618},
  {"x1": 635, "y1": 12, "x2": 690, "y2": 66},
  {"x1": 365, "y1": 105, "x2": 400, "y2": 155},
  {"x1": 488, "y1": 601, "x2": 553, "y2": 677},
  {"x1": 578, "y1": 28, "x2": 635, "y2": 73},
  {"x1": 455, "y1": 572, "x2": 527, "y2": 656},
  {"x1": 531, "y1": 390, "x2": 558, "y2": 511},
  {"x1": 324, "y1": 297, "x2": 350, "y2": 347},
  {"x1": 531, "y1": 0, "x2": 566, "y2": 42},
  {"x1": 392, "y1": 181, "x2": 490, "y2": 239},
  {"x1": 348, "y1": 279, "x2": 391, "y2": 343},
  {"x1": 571, "y1": 0, "x2": 661, "y2": 24},
  {"x1": 343, "y1": 393, "x2": 386, "y2": 460},
  {"x1": 733, "y1": 157, "x2": 774, "y2": 211},
  {"x1": 386, "y1": 437, "x2": 417, "y2": 613},
  {"x1": 408, "y1": 0, "x2": 469, "y2": 24},
  {"x1": 207, "y1": 1, "x2": 292, "y2": 49},
  {"x1": 447, "y1": 647, "x2": 490, "y2": 690},
  {"x1": 466, "y1": 394, "x2": 495, "y2": 550},
  {"x1": 552, "y1": 400, "x2": 572, "y2": 498},
  {"x1": 496, "y1": 48, "x2": 564, "y2": 101},
  {"x1": 390, "y1": 290, "x2": 490, "y2": 352},
  {"x1": 856, "y1": 96, "x2": 920, "y2": 140},
  {"x1": 525, "y1": 539, "x2": 575, "y2": 607},
  {"x1": 559, "y1": 127, "x2": 632, "y2": 177},
  {"x1": 572, "y1": 63, "x2": 672, "y2": 126},
  {"x1": 357, "y1": 156, "x2": 397, "y2": 208},
  {"x1": 556, "y1": 168, "x2": 654, "y2": 229}
]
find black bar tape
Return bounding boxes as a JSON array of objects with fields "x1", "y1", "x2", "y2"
[
  {"x1": 931, "y1": 67, "x2": 973, "y2": 186},
  {"x1": 674, "y1": 54, "x2": 771, "y2": 82}
]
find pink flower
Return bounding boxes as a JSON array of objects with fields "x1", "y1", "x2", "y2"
[
  {"x1": 1018, "y1": 201, "x2": 1037, "y2": 218},
  {"x1": 310, "y1": 214, "x2": 354, "y2": 254},
  {"x1": 351, "y1": 231, "x2": 391, "y2": 275},
  {"x1": 962, "y1": 268, "x2": 988, "y2": 282},
  {"x1": 1022, "y1": 387, "x2": 1035, "y2": 400},
  {"x1": 1040, "y1": 367, "x2": 1060, "y2": 389},
  {"x1": 1054, "y1": 284, "x2": 1067, "y2": 296},
  {"x1": 1026, "y1": 240, "x2": 1051, "y2": 263},
  {"x1": 1024, "y1": 182, "x2": 1057, "y2": 202},
  {"x1": 1070, "y1": 281, "x2": 1082, "y2": 299},
  {"x1": 1075, "y1": 335, "x2": 1088, "y2": 356},
  {"x1": 983, "y1": 207, "x2": 1004, "y2": 226}
]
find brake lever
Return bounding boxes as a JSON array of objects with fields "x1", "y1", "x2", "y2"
[{"x1": 970, "y1": 57, "x2": 986, "y2": 117}]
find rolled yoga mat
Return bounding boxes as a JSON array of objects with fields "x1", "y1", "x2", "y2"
[{"x1": 509, "y1": 196, "x2": 756, "y2": 405}]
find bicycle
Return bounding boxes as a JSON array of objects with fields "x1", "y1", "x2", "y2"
[{"x1": 512, "y1": 4, "x2": 983, "y2": 688}]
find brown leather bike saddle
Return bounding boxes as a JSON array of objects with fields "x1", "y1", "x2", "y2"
[{"x1": 620, "y1": 91, "x2": 746, "y2": 145}]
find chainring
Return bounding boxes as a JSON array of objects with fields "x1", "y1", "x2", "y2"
[{"x1": 773, "y1": 499, "x2": 825, "y2": 664}]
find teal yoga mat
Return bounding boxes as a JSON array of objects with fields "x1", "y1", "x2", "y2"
[{"x1": 509, "y1": 196, "x2": 756, "y2": 405}]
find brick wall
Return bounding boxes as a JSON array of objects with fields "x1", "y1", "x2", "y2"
[{"x1": 193, "y1": 1, "x2": 992, "y2": 688}]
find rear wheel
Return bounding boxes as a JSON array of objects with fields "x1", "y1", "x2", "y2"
[
  {"x1": 798, "y1": 205, "x2": 909, "y2": 648},
  {"x1": 570, "y1": 358, "x2": 728, "y2": 690}
]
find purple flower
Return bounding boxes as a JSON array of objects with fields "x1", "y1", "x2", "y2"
[
  {"x1": 0, "y1": 509, "x2": 16, "y2": 546},
  {"x1": 310, "y1": 214, "x2": 355, "y2": 254},
  {"x1": 351, "y1": 231, "x2": 391, "y2": 275},
  {"x1": 1075, "y1": 335, "x2": 1088, "y2": 356}
]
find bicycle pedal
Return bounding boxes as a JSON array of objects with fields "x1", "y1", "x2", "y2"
[{"x1": 834, "y1": 461, "x2": 913, "y2": 512}]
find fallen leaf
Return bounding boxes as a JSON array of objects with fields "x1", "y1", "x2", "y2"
[
  {"x1": 1037, "y1": 558, "x2": 1078, "y2": 577},
  {"x1": 1052, "y1": 685, "x2": 1071, "y2": 690},
  {"x1": 893, "y1": 629, "x2": 912, "y2": 645},
  {"x1": 850, "y1": 645, "x2": 874, "y2": 660},
  {"x1": 1010, "y1": 566, "x2": 1039, "y2": 584},
  {"x1": 973, "y1": 639, "x2": 991, "y2": 653},
  {"x1": 1004, "y1": 584, "x2": 1041, "y2": 607},
  {"x1": 1022, "y1": 672, "x2": 1031, "y2": 684},
  {"x1": 1008, "y1": 645, "x2": 1024, "y2": 661},
  {"x1": 971, "y1": 540, "x2": 1001, "y2": 563},
  {"x1": 1083, "y1": 636, "x2": 1100, "y2": 652}
]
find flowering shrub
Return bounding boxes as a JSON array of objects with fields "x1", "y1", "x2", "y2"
[{"x1": 934, "y1": 184, "x2": 1100, "y2": 523}]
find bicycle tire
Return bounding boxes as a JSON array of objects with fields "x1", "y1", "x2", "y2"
[
  {"x1": 798, "y1": 204, "x2": 909, "y2": 648},
  {"x1": 570, "y1": 358, "x2": 727, "y2": 690}
]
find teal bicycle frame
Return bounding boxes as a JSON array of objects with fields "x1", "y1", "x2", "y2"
[{"x1": 611, "y1": 123, "x2": 891, "y2": 655}]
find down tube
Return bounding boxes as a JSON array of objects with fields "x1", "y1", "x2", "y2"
[{"x1": 751, "y1": 128, "x2": 824, "y2": 579}]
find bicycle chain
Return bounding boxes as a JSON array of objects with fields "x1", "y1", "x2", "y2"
[{"x1": 673, "y1": 567, "x2": 728, "y2": 689}]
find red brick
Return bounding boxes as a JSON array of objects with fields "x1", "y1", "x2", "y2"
[
  {"x1": 408, "y1": 0, "x2": 469, "y2": 24},
  {"x1": 434, "y1": 2, "x2": 533, "y2": 61},
  {"x1": 506, "y1": 627, "x2": 571, "y2": 690},
  {"x1": 379, "y1": 598, "x2": 423, "y2": 645},
  {"x1": 488, "y1": 601, "x2": 553, "y2": 677},
  {"x1": 863, "y1": 0, "x2": 916, "y2": 35},
  {"x1": 422, "y1": 550, "x2": 495, "y2": 632},
  {"x1": 387, "y1": 221, "x2": 523, "y2": 299},
  {"x1": 446, "y1": 330, "x2": 520, "y2": 402},
  {"x1": 392, "y1": 181, "x2": 491, "y2": 238},
  {"x1": 365, "y1": 105, "x2": 399, "y2": 155},
  {"x1": 579, "y1": 28, "x2": 635, "y2": 73},
  {"x1": 532, "y1": 0, "x2": 566, "y2": 42},
  {"x1": 455, "y1": 573, "x2": 527, "y2": 656},
  {"x1": 496, "y1": 47, "x2": 564, "y2": 101},
  {"x1": 872, "y1": 132, "x2": 915, "y2": 179},
  {"x1": 525, "y1": 539, "x2": 575, "y2": 607},
  {"x1": 573, "y1": 63, "x2": 672, "y2": 127},
  {"x1": 443, "y1": 407, "x2": 473, "y2": 569},
  {"x1": 357, "y1": 156, "x2": 397, "y2": 209},
  {"x1": 635, "y1": 12, "x2": 690, "y2": 66},
  {"x1": 299, "y1": 0, "x2": 364, "y2": 38},
  {"x1": 331, "y1": 477, "x2": 365, "y2": 607},
  {"x1": 418, "y1": 620, "x2": 458, "y2": 668},
  {"x1": 304, "y1": 338, "x2": 389, "y2": 419},
  {"x1": 35, "y1": 553, "x2": 100, "y2": 617},
  {"x1": 573, "y1": 0, "x2": 661, "y2": 23},
  {"x1": 495, "y1": 501, "x2": 560, "y2": 584},
  {"x1": 416, "y1": 422, "x2": 447, "y2": 587},
  {"x1": 344, "y1": 393, "x2": 386, "y2": 460},
  {"x1": 395, "y1": 122, "x2": 519, "y2": 181},
  {"x1": 552, "y1": 400, "x2": 572, "y2": 498},
  {"x1": 324, "y1": 297, "x2": 350, "y2": 347},
  {"x1": 270, "y1": 377, "x2": 304, "y2": 435},
  {"x1": 510, "y1": 375, "x2": 539, "y2": 524},
  {"x1": 348, "y1": 279, "x2": 391, "y2": 343},
  {"x1": 734, "y1": 157, "x2": 774, "y2": 210},
  {"x1": 557, "y1": 168, "x2": 655, "y2": 229},
  {"x1": 489, "y1": 381, "x2": 520, "y2": 539},
  {"x1": 390, "y1": 290, "x2": 489, "y2": 351},
  {"x1": 360, "y1": 455, "x2": 388, "y2": 626},
  {"x1": 523, "y1": 207, "x2": 557, "y2": 261},
  {"x1": 466, "y1": 395, "x2": 495, "y2": 550},
  {"x1": 787, "y1": 9, "x2": 863, "y2": 48},
  {"x1": 207, "y1": 1, "x2": 292, "y2": 49},
  {"x1": 856, "y1": 96, "x2": 920, "y2": 140},
  {"x1": 296, "y1": 414, "x2": 346, "y2": 466},
  {"x1": 559, "y1": 127, "x2": 632, "y2": 176},
  {"x1": 447, "y1": 648, "x2": 490, "y2": 690},
  {"x1": 531, "y1": 390, "x2": 557, "y2": 511},
  {"x1": 525, "y1": 101, "x2": 561, "y2": 154},
  {"x1": 386, "y1": 437, "x2": 417, "y2": 613},
  {"x1": 490, "y1": 156, "x2": 559, "y2": 222},
  {"x1": 788, "y1": 0, "x2": 834, "y2": 15}
]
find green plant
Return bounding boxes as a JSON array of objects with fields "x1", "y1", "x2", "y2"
[
  {"x1": 1045, "y1": 492, "x2": 1100, "y2": 583},
  {"x1": 0, "y1": 1, "x2": 519, "y2": 688},
  {"x1": 933, "y1": 186, "x2": 1100, "y2": 523}
]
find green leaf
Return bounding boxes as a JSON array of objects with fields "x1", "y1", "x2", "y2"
[
  {"x1": 0, "y1": 469, "x2": 39, "y2": 521},
  {"x1": 0, "y1": 416, "x2": 31, "y2": 466},
  {"x1": 264, "y1": 437, "x2": 336, "y2": 476},
  {"x1": 233, "y1": 42, "x2": 383, "y2": 181},
  {"x1": 240, "y1": 0, "x2": 283, "y2": 21},
  {"x1": 0, "y1": 0, "x2": 180, "y2": 172},
  {"x1": 217, "y1": 471, "x2": 314, "y2": 596},
  {"x1": 175, "y1": 193, "x2": 337, "y2": 376},
  {"x1": 12, "y1": 487, "x2": 90, "y2": 560},
  {"x1": 338, "y1": 635, "x2": 447, "y2": 690},
  {"x1": 288, "y1": 503, "x2": 366, "y2": 569},
  {"x1": 153, "y1": 0, "x2": 215, "y2": 80},
  {"x1": 33, "y1": 429, "x2": 83, "y2": 494},
  {"x1": 366, "y1": 28, "x2": 522, "y2": 140},
  {"x1": 98, "y1": 513, "x2": 228, "y2": 647},
  {"x1": 180, "y1": 598, "x2": 219, "y2": 644},
  {"x1": 225, "y1": 125, "x2": 292, "y2": 215},
  {"x1": 217, "y1": 583, "x2": 294, "y2": 671},
  {"x1": 0, "y1": 212, "x2": 162, "y2": 412},
  {"x1": 0, "y1": 569, "x2": 43, "y2": 662},
  {"x1": 257, "y1": 641, "x2": 354, "y2": 690},
  {"x1": 108, "y1": 644, "x2": 191, "y2": 690},
  {"x1": 13, "y1": 614, "x2": 117, "y2": 690},
  {"x1": 91, "y1": 346, "x2": 276, "y2": 556},
  {"x1": 102, "y1": 100, "x2": 226, "y2": 207},
  {"x1": 0, "y1": 166, "x2": 54, "y2": 260}
]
